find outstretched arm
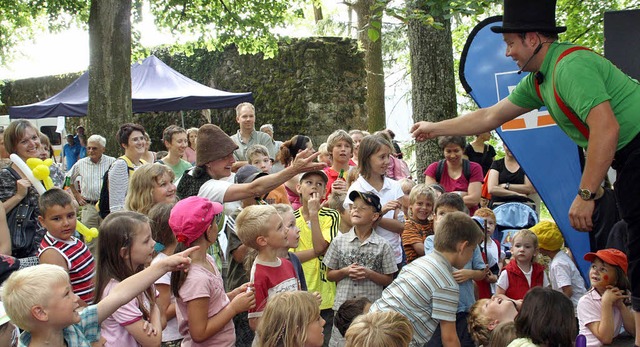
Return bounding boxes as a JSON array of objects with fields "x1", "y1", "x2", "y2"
[
  {"x1": 97, "y1": 247, "x2": 198, "y2": 323},
  {"x1": 411, "y1": 98, "x2": 531, "y2": 141}
]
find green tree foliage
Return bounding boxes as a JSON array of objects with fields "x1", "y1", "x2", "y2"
[{"x1": 0, "y1": 0, "x2": 89, "y2": 65}]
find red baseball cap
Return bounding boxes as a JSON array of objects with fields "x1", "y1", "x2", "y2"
[{"x1": 584, "y1": 248, "x2": 628, "y2": 274}]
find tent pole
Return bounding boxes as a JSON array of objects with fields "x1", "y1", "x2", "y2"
[{"x1": 180, "y1": 111, "x2": 185, "y2": 128}]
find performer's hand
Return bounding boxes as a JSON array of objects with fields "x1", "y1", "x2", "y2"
[
  {"x1": 410, "y1": 121, "x2": 438, "y2": 142},
  {"x1": 568, "y1": 196, "x2": 595, "y2": 232}
]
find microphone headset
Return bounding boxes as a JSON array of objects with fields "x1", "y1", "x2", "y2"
[{"x1": 517, "y1": 42, "x2": 543, "y2": 75}]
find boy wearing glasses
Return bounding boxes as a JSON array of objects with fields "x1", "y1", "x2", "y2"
[{"x1": 323, "y1": 191, "x2": 397, "y2": 346}]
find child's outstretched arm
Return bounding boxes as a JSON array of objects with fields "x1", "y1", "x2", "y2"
[{"x1": 96, "y1": 246, "x2": 198, "y2": 324}]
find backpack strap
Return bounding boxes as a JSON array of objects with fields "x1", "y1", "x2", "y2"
[
  {"x1": 435, "y1": 159, "x2": 445, "y2": 182},
  {"x1": 436, "y1": 159, "x2": 471, "y2": 182},
  {"x1": 533, "y1": 46, "x2": 591, "y2": 141},
  {"x1": 462, "y1": 159, "x2": 471, "y2": 181},
  {"x1": 119, "y1": 156, "x2": 145, "y2": 174}
]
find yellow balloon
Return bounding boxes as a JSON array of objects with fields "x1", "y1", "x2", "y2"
[
  {"x1": 26, "y1": 157, "x2": 44, "y2": 170},
  {"x1": 43, "y1": 177, "x2": 54, "y2": 191},
  {"x1": 32, "y1": 165, "x2": 50, "y2": 180},
  {"x1": 44, "y1": 158, "x2": 53, "y2": 166}
]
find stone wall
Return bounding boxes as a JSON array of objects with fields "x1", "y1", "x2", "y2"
[{"x1": 1, "y1": 37, "x2": 367, "y2": 150}]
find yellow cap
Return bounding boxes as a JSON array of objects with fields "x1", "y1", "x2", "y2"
[{"x1": 530, "y1": 220, "x2": 564, "y2": 251}]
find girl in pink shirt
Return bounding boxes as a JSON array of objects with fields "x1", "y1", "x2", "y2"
[{"x1": 169, "y1": 197, "x2": 255, "y2": 346}]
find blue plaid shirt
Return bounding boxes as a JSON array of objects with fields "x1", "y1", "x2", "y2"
[{"x1": 19, "y1": 305, "x2": 100, "y2": 347}]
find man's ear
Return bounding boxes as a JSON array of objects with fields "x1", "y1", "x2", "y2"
[{"x1": 38, "y1": 215, "x2": 45, "y2": 225}]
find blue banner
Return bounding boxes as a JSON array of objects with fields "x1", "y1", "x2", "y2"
[{"x1": 459, "y1": 16, "x2": 590, "y2": 281}]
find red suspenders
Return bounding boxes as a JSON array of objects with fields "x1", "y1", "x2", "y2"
[{"x1": 534, "y1": 46, "x2": 591, "y2": 140}]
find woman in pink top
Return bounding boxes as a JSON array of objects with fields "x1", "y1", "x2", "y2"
[{"x1": 424, "y1": 135, "x2": 483, "y2": 215}]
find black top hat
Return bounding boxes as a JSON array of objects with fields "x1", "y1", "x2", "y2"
[{"x1": 490, "y1": 0, "x2": 566, "y2": 34}]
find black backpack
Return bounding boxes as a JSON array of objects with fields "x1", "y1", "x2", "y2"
[
  {"x1": 97, "y1": 156, "x2": 138, "y2": 218},
  {"x1": 435, "y1": 159, "x2": 471, "y2": 183}
]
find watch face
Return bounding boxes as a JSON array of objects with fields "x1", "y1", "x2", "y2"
[{"x1": 580, "y1": 189, "x2": 592, "y2": 200}]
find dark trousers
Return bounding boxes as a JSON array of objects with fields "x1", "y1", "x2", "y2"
[
  {"x1": 424, "y1": 312, "x2": 475, "y2": 347},
  {"x1": 613, "y1": 133, "x2": 640, "y2": 311}
]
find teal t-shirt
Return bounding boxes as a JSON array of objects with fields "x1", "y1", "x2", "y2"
[
  {"x1": 508, "y1": 41, "x2": 640, "y2": 150},
  {"x1": 168, "y1": 159, "x2": 193, "y2": 182}
]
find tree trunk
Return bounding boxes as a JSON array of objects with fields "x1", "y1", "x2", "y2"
[
  {"x1": 88, "y1": 0, "x2": 132, "y2": 156},
  {"x1": 353, "y1": 0, "x2": 386, "y2": 133},
  {"x1": 407, "y1": 6, "x2": 457, "y2": 183}
]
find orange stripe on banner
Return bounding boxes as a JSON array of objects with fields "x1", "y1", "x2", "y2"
[
  {"x1": 502, "y1": 119, "x2": 526, "y2": 130},
  {"x1": 537, "y1": 115, "x2": 555, "y2": 126}
]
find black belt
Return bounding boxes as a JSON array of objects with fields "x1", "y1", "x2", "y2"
[{"x1": 613, "y1": 131, "x2": 640, "y2": 171}]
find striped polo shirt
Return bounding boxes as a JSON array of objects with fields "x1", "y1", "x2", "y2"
[{"x1": 39, "y1": 233, "x2": 96, "y2": 303}]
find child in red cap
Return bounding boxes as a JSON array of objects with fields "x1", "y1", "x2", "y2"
[
  {"x1": 169, "y1": 196, "x2": 256, "y2": 347},
  {"x1": 577, "y1": 249, "x2": 634, "y2": 347}
]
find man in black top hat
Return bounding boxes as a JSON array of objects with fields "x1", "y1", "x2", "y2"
[{"x1": 411, "y1": 0, "x2": 640, "y2": 341}]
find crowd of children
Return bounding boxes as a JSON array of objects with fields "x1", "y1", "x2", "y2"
[{"x1": 0, "y1": 118, "x2": 637, "y2": 347}]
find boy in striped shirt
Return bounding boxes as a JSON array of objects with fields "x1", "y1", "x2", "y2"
[
  {"x1": 38, "y1": 188, "x2": 95, "y2": 305},
  {"x1": 370, "y1": 211, "x2": 483, "y2": 347}
]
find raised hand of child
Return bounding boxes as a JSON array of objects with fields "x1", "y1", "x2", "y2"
[
  {"x1": 348, "y1": 263, "x2": 367, "y2": 280},
  {"x1": 381, "y1": 200, "x2": 401, "y2": 216},
  {"x1": 452, "y1": 269, "x2": 473, "y2": 283},
  {"x1": 332, "y1": 179, "x2": 347, "y2": 194},
  {"x1": 604, "y1": 285, "x2": 629, "y2": 307},
  {"x1": 308, "y1": 192, "x2": 321, "y2": 215},
  {"x1": 312, "y1": 291, "x2": 323, "y2": 305},
  {"x1": 163, "y1": 246, "x2": 200, "y2": 272},
  {"x1": 230, "y1": 289, "x2": 256, "y2": 314}
]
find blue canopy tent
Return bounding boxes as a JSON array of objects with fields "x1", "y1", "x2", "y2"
[{"x1": 9, "y1": 55, "x2": 253, "y2": 119}]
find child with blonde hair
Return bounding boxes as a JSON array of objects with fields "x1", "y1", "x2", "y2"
[
  {"x1": 236, "y1": 204, "x2": 300, "y2": 331},
  {"x1": 530, "y1": 220, "x2": 586, "y2": 314},
  {"x1": 273, "y1": 203, "x2": 308, "y2": 290},
  {"x1": 255, "y1": 291, "x2": 326, "y2": 347},
  {"x1": 4, "y1": 252, "x2": 196, "y2": 346},
  {"x1": 345, "y1": 311, "x2": 413, "y2": 347},
  {"x1": 496, "y1": 229, "x2": 548, "y2": 300},
  {"x1": 402, "y1": 184, "x2": 434, "y2": 263}
]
